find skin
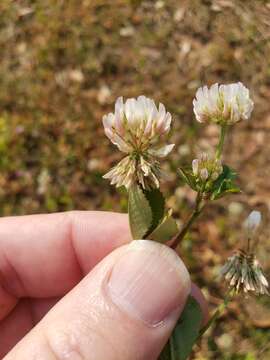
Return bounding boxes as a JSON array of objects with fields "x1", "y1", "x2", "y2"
[{"x1": 0, "y1": 211, "x2": 208, "y2": 359}]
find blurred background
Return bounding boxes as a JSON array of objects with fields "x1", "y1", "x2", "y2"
[{"x1": 0, "y1": 0, "x2": 270, "y2": 358}]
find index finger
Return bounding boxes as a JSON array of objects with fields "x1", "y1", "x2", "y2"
[{"x1": 0, "y1": 211, "x2": 131, "y2": 300}]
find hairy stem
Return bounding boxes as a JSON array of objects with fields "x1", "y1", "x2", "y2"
[
  {"x1": 198, "y1": 291, "x2": 232, "y2": 338},
  {"x1": 170, "y1": 192, "x2": 205, "y2": 249},
  {"x1": 216, "y1": 124, "x2": 227, "y2": 159}
]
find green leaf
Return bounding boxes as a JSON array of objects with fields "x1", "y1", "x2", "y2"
[
  {"x1": 128, "y1": 184, "x2": 152, "y2": 239},
  {"x1": 159, "y1": 296, "x2": 203, "y2": 360},
  {"x1": 149, "y1": 213, "x2": 178, "y2": 243},
  {"x1": 210, "y1": 165, "x2": 241, "y2": 200},
  {"x1": 212, "y1": 186, "x2": 241, "y2": 200},
  {"x1": 170, "y1": 296, "x2": 203, "y2": 360},
  {"x1": 144, "y1": 188, "x2": 165, "y2": 234},
  {"x1": 216, "y1": 164, "x2": 237, "y2": 183},
  {"x1": 159, "y1": 342, "x2": 171, "y2": 360},
  {"x1": 179, "y1": 167, "x2": 197, "y2": 191}
]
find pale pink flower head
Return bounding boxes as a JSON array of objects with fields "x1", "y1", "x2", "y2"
[
  {"x1": 193, "y1": 82, "x2": 254, "y2": 125},
  {"x1": 103, "y1": 96, "x2": 174, "y2": 189},
  {"x1": 192, "y1": 152, "x2": 223, "y2": 182}
]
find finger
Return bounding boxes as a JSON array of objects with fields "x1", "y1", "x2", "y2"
[
  {"x1": 0, "y1": 211, "x2": 131, "y2": 322},
  {"x1": 0, "y1": 284, "x2": 208, "y2": 356},
  {"x1": 0, "y1": 211, "x2": 131, "y2": 300},
  {"x1": 0, "y1": 298, "x2": 61, "y2": 357},
  {"x1": 1, "y1": 299, "x2": 34, "y2": 358},
  {"x1": 5, "y1": 241, "x2": 191, "y2": 360},
  {"x1": 0, "y1": 286, "x2": 18, "y2": 322}
]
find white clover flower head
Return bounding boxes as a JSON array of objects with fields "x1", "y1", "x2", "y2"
[
  {"x1": 192, "y1": 152, "x2": 223, "y2": 182},
  {"x1": 103, "y1": 96, "x2": 174, "y2": 189},
  {"x1": 221, "y1": 250, "x2": 269, "y2": 296},
  {"x1": 244, "y1": 210, "x2": 262, "y2": 236},
  {"x1": 193, "y1": 82, "x2": 254, "y2": 125}
]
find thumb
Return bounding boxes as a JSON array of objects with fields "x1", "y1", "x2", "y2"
[{"x1": 5, "y1": 240, "x2": 191, "y2": 360}]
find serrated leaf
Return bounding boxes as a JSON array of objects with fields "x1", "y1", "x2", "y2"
[
  {"x1": 179, "y1": 168, "x2": 197, "y2": 191},
  {"x1": 211, "y1": 185, "x2": 241, "y2": 200},
  {"x1": 128, "y1": 184, "x2": 152, "y2": 239},
  {"x1": 149, "y1": 214, "x2": 178, "y2": 243},
  {"x1": 159, "y1": 296, "x2": 203, "y2": 360},
  {"x1": 144, "y1": 188, "x2": 165, "y2": 234}
]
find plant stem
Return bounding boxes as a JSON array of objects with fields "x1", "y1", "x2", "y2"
[
  {"x1": 169, "y1": 125, "x2": 227, "y2": 250},
  {"x1": 170, "y1": 191, "x2": 205, "y2": 249},
  {"x1": 215, "y1": 125, "x2": 227, "y2": 159},
  {"x1": 198, "y1": 290, "x2": 232, "y2": 339}
]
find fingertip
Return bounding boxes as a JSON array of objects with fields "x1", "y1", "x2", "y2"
[
  {"x1": 0, "y1": 211, "x2": 132, "y2": 299},
  {"x1": 70, "y1": 211, "x2": 132, "y2": 273},
  {"x1": 108, "y1": 240, "x2": 191, "y2": 326}
]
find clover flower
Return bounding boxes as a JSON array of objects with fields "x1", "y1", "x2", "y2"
[
  {"x1": 192, "y1": 153, "x2": 223, "y2": 182},
  {"x1": 221, "y1": 211, "x2": 269, "y2": 296},
  {"x1": 103, "y1": 96, "x2": 174, "y2": 189},
  {"x1": 193, "y1": 82, "x2": 254, "y2": 125}
]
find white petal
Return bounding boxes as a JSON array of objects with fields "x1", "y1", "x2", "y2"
[
  {"x1": 244, "y1": 210, "x2": 262, "y2": 233},
  {"x1": 102, "y1": 113, "x2": 114, "y2": 130},
  {"x1": 200, "y1": 168, "x2": 209, "y2": 180},
  {"x1": 192, "y1": 159, "x2": 199, "y2": 175},
  {"x1": 149, "y1": 144, "x2": 175, "y2": 158}
]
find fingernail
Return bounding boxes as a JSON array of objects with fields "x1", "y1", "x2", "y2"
[{"x1": 107, "y1": 240, "x2": 190, "y2": 325}]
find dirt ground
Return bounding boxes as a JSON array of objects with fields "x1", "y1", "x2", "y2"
[{"x1": 0, "y1": 1, "x2": 270, "y2": 358}]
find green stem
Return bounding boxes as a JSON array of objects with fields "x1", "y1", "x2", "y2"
[
  {"x1": 169, "y1": 126, "x2": 227, "y2": 250},
  {"x1": 169, "y1": 337, "x2": 176, "y2": 360},
  {"x1": 198, "y1": 290, "x2": 232, "y2": 339},
  {"x1": 216, "y1": 125, "x2": 227, "y2": 159},
  {"x1": 170, "y1": 191, "x2": 205, "y2": 249}
]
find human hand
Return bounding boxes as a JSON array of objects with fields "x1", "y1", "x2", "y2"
[{"x1": 0, "y1": 211, "x2": 207, "y2": 359}]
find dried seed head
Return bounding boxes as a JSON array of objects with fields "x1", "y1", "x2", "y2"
[
  {"x1": 103, "y1": 155, "x2": 162, "y2": 190},
  {"x1": 221, "y1": 249, "x2": 269, "y2": 296},
  {"x1": 221, "y1": 210, "x2": 268, "y2": 296}
]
